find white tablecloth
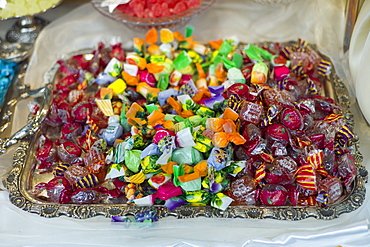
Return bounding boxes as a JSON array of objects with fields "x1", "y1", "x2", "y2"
[{"x1": 1, "y1": 0, "x2": 370, "y2": 246}]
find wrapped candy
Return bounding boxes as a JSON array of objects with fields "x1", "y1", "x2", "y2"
[
  {"x1": 34, "y1": 177, "x2": 72, "y2": 204},
  {"x1": 239, "y1": 101, "x2": 264, "y2": 125},
  {"x1": 31, "y1": 28, "x2": 360, "y2": 215},
  {"x1": 259, "y1": 184, "x2": 288, "y2": 206},
  {"x1": 103, "y1": 123, "x2": 124, "y2": 146},
  {"x1": 211, "y1": 193, "x2": 234, "y2": 211},
  {"x1": 134, "y1": 210, "x2": 159, "y2": 222},
  {"x1": 125, "y1": 150, "x2": 142, "y2": 173},
  {"x1": 171, "y1": 147, "x2": 203, "y2": 166},
  {"x1": 57, "y1": 142, "x2": 82, "y2": 163},
  {"x1": 36, "y1": 137, "x2": 58, "y2": 164},
  {"x1": 317, "y1": 176, "x2": 342, "y2": 205},
  {"x1": 228, "y1": 174, "x2": 257, "y2": 205},
  {"x1": 71, "y1": 188, "x2": 104, "y2": 204}
]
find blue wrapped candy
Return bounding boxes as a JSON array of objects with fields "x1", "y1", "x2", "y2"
[
  {"x1": 0, "y1": 60, "x2": 17, "y2": 105},
  {"x1": 157, "y1": 88, "x2": 179, "y2": 106},
  {"x1": 134, "y1": 209, "x2": 159, "y2": 222},
  {"x1": 140, "y1": 143, "x2": 162, "y2": 159}
]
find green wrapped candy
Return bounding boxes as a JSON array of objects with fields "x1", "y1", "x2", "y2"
[
  {"x1": 124, "y1": 150, "x2": 142, "y2": 173},
  {"x1": 244, "y1": 44, "x2": 273, "y2": 62},
  {"x1": 185, "y1": 190, "x2": 211, "y2": 205},
  {"x1": 222, "y1": 56, "x2": 236, "y2": 70},
  {"x1": 210, "y1": 193, "x2": 234, "y2": 211},
  {"x1": 188, "y1": 115, "x2": 204, "y2": 126},
  {"x1": 185, "y1": 25, "x2": 194, "y2": 38},
  {"x1": 171, "y1": 147, "x2": 203, "y2": 166},
  {"x1": 232, "y1": 53, "x2": 243, "y2": 69},
  {"x1": 145, "y1": 104, "x2": 160, "y2": 114},
  {"x1": 150, "y1": 55, "x2": 166, "y2": 63},
  {"x1": 141, "y1": 155, "x2": 161, "y2": 174},
  {"x1": 180, "y1": 178, "x2": 201, "y2": 192},
  {"x1": 132, "y1": 134, "x2": 146, "y2": 149},
  {"x1": 114, "y1": 137, "x2": 134, "y2": 164},
  {"x1": 193, "y1": 129, "x2": 212, "y2": 153},
  {"x1": 218, "y1": 40, "x2": 233, "y2": 56},
  {"x1": 195, "y1": 106, "x2": 215, "y2": 118},
  {"x1": 173, "y1": 51, "x2": 192, "y2": 71},
  {"x1": 172, "y1": 164, "x2": 184, "y2": 187},
  {"x1": 157, "y1": 74, "x2": 169, "y2": 91},
  {"x1": 228, "y1": 67, "x2": 246, "y2": 84}
]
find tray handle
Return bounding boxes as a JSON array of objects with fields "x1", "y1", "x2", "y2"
[{"x1": 0, "y1": 85, "x2": 52, "y2": 154}]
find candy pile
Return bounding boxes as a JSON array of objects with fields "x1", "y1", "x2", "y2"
[
  {"x1": 0, "y1": 60, "x2": 17, "y2": 105},
  {"x1": 115, "y1": 0, "x2": 201, "y2": 18},
  {"x1": 33, "y1": 27, "x2": 358, "y2": 212},
  {"x1": 0, "y1": 0, "x2": 61, "y2": 19}
]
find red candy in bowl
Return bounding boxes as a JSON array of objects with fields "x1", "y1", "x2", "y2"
[{"x1": 92, "y1": 0, "x2": 216, "y2": 32}]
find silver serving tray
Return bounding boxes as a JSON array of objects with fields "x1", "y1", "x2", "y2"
[{"x1": 2, "y1": 42, "x2": 368, "y2": 220}]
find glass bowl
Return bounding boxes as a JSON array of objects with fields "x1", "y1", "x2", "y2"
[
  {"x1": 91, "y1": 0, "x2": 216, "y2": 32},
  {"x1": 250, "y1": 0, "x2": 297, "y2": 4}
]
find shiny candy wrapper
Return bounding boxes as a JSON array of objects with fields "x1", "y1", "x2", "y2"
[
  {"x1": 158, "y1": 88, "x2": 179, "y2": 106},
  {"x1": 173, "y1": 51, "x2": 192, "y2": 71},
  {"x1": 148, "y1": 172, "x2": 171, "y2": 189},
  {"x1": 140, "y1": 143, "x2": 161, "y2": 159},
  {"x1": 176, "y1": 127, "x2": 196, "y2": 148},
  {"x1": 104, "y1": 57, "x2": 122, "y2": 77},
  {"x1": 172, "y1": 147, "x2": 204, "y2": 166},
  {"x1": 103, "y1": 123, "x2": 124, "y2": 146},
  {"x1": 114, "y1": 137, "x2": 134, "y2": 163},
  {"x1": 207, "y1": 146, "x2": 231, "y2": 171},
  {"x1": 228, "y1": 67, "x2": 245, "y2": 84},
  {"x1": 211, "y1": 193, "x2": 234, "y2": 211},
  {"x1": 141, "y1": 155, "x2": 161, "y2": 174},
  {"x1": 125, "y1": 150, "x2": 142, "y2": 173},
  {"x1": 156, "y1": 135, "x2": 176, "y2": 165},
  {"x1": 251, "y1": 62, "x2": 268, "y2": 84},
  {"x1": 105, "y1": 163, "x2": 125, "y2": 179}
]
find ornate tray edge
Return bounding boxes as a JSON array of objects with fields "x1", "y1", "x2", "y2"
[
  {"x1": 4, "y1": 142, "x2": 366, "y2": 220},
  {"x1": 3, "y1": 42, "x2": 368, "y2": 220}
]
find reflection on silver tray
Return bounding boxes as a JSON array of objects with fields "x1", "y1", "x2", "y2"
[{"x1": 3, "y1": 42, "x2": 368, "y2": 220}]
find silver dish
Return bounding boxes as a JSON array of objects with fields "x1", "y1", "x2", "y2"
[{"x1": 2, "y1": 42, "x2": 367, "y2": 220}]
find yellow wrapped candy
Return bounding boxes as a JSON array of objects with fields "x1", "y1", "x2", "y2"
[{"x1": 107, "y1": 78, "x2": 127, "y2": 96}]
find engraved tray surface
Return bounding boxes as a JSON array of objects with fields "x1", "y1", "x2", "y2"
[{"x1": 3, "y1": 42, "x2": 368, "y2": 220}]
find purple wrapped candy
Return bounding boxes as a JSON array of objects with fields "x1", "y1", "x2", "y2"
[
  {"x1": 164, "y1": 197, "x2": 187, "y2": 210},
  {"x1": 111, "y1": 216, "x2": 131, "y2": 222},
  {"x1": 179, "y1": 79, "x2": 198, "y2": 97},
  {"x1": 208, "y1": 85, "x2": 225, "y2": 95},
  {"x1": 203, "y1": 94, "x2": 225, "y2": 110}
]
